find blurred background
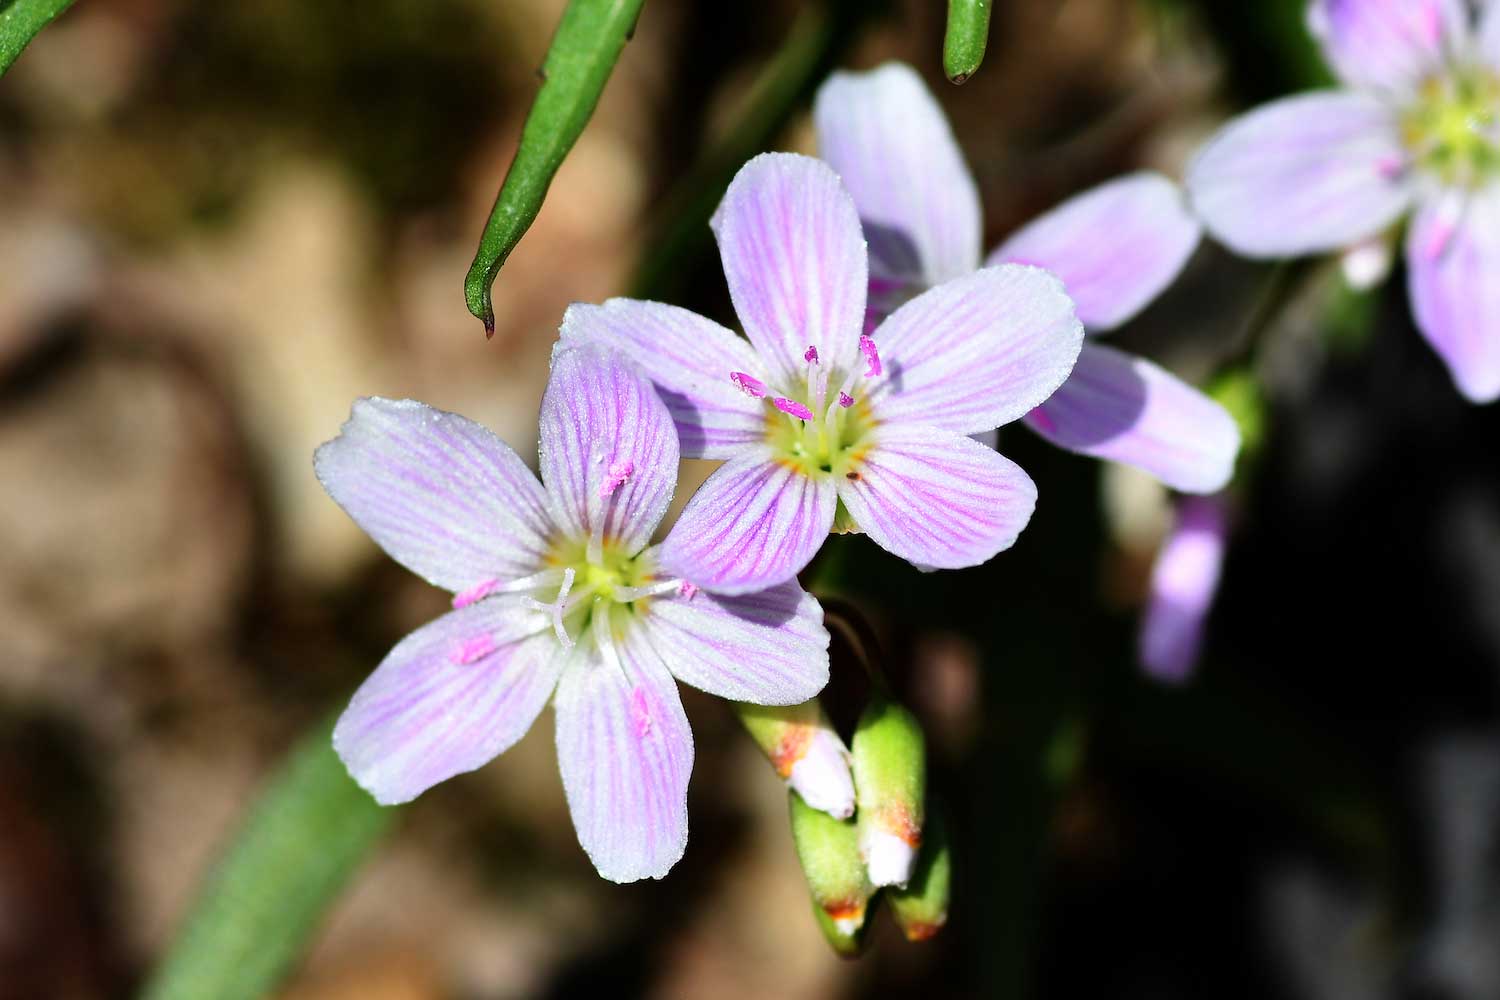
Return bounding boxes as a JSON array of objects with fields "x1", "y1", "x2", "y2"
[{"x1": 4, "y1": 0, "x2": 1500, "y2": 997}]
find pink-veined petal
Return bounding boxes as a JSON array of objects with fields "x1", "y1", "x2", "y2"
[
  {"x1": 1024, "y1": 343, "x2": 1241, "y2": 493},
  {"x1": 864, "y1": 264, "x2": 1083, "y2": 436},
  {"x1": 660, "y1": 447, "x2": 837, "y2": 595},
  {"x1": 711, "y1": 153, "x2": 868, "y2": 389},
  {"x1": 539, "y1": 344, "x2": 680, "y2": 553},
  {"x1": 560, "y1": 299, "x2": 767, "y2": 460},
  {"x1": 1306, "y1": 0, "x2": 1470, "y2": 95},
  {"x1": 554, "y1": 626, "x2": 693, "y2": 882},
  {"x1": 988, "y1": 173, "x2": 1202, "y2": 332},
  {"x1": 1139, "y1": 495, "x2": 1229, "y2": 684},
  {"x1": 332, "y1": 600, "x2": 561, "y2": 805},
  {"x1": 813, "y1": 62, "x2": 982, "y2": 287},
  {"x1": 314, "y1": 398, "x2": 554, "y2": 593},
  {"x1": 637, "y1": 571, "x2": 830, "y2": 704},
  {"x1": 1405, "y1": 186, "x2": 1500, "y2": 403},
  {"x1": 1484, "y1": 0, "x2": 1500, "y2": 67},
  {"x1": 837, "y1": 424, "x2": 1037, "y2": 570},
  {"x1": 1187, "y1": 91, "x2": 1414, "y2": 257}
]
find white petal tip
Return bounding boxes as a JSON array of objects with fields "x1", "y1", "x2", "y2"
[
  {"x1": 862, "y1": 828, "x2": 918, "y2": 888},
  {"x1": 788, "y1": 732, "x2": 856, "y2": 819}
]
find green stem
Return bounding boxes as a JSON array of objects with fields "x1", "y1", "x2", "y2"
[
  {"x1": 464, "y1": 0, "x2": 646, "y2": 335},
  {"x1": 0, "y1": 0, "x2": 77, "y2": 78},
  {"x1": 140, "y1": 711, "x2": 395, "y2": 1000},
  {"x1": 942, "y1": 0, "x2": 991, "y2": 85}
]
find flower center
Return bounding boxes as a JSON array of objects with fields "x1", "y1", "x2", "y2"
[
  {"x1": 1402, "y1": 67, "x2": 1500, "y2": 188},
  {"x1": 728, "y1": 339, "x2": 883, "y2": 480}
]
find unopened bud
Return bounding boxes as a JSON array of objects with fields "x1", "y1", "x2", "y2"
[
  {"x1": 737, "y1": 700, "x2": 855, "y2": 819},
  {"x1": 851, "y1": 697, "x2": 925, "y2": 888},
  {"x1": 789, "y1": 790, "x2": 873, "y2": 955},
  {"x1": 888, "y1": 810, "x2": 951, "y2": 941}
]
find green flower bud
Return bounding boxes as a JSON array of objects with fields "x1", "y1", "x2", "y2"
[
  {"x1": 789, "y1": 790, "x2": 873, "y2": 954},
  {"x1": 737, "y1": 700, "x2": 855, "y2": 818},
  {"x1": 851, "y1": 697, "x2": 925, "y2": 888},
  {"x1": 888, "y1": 810, "x2": 951, "y2": 941}
]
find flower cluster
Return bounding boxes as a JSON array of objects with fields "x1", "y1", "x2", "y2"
[{"x1": 315, "y1": 0, "x2": 1463, "y2": 899}]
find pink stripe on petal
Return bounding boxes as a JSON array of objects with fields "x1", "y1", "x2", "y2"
[
  {"x1": 560, "y1": 299, "x2": 766, "y2": 460},
  {"x1": 710, "y1": 154, "x2": 868, "y2": 389},
  {"x1": 314, "y1": 398, "x2": 555, "y2": 593},
  {"x1": 836, "y1": 424, "x2": 1038, "y2": 570},
  {"x1": 638, "y1": 576, "x2": 830, "y2": 705},
  {"x1": 866, "y1": 264, "x2": 1083, "y2": 437},
  {"x1": 987, "y1": 173, "x2": 1201, "y2": 332},
  {"x1": 554, "y1": 628, "x2": 692, "y2": 882},
  {"x1": 333, "y1": 600, "x2": 560, "y2": 805},
  {"x1": 660, "y1": 448, "x2": 837, "y2": 595},
  {"x1": 540, "y1": 345, "x2": 680, "y2": 553},
  {"x1": 1024, "y1": 343, "x2": 1240, "y2": 493},
  {"x1": 1406, "y1": 186, "x2": 1500, "y2": 403},
  {"x1": 1186, "y1": 91, "x2": 1414, "y2": 258}
]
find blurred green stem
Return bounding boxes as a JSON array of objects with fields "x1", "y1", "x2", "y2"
[
  {"x1": 464, "y1": 0, "x2": 646, "y2": 334},
  {"x1": 942, "y1": 0, "x2": 991, "y2": 84},
  {"x1": 140, "y1": 712, "x2": 394, "y2": 1000},
  {"x1": 0, "y1": 0, "x2": 76, "y2": 77},
  {"x1": 628, "y1": 0, "x2": 870, "y2": 302}
]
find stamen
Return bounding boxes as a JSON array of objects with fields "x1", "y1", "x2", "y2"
[
  {"x1": 838, "y1": 391, "x2": 854, "y2": 408},
  {"x1": 629, "y1": 685, "x2": 654, "y2": 739},
  {"x1": 858, "y1": 335, "x2": 883, "y2": 378},
  {"x1": 679, "y1": 580, "x2": 699, "y2": 601},
  {"x1": 599, "y1": 458, "x2": 635, "y2": 498},
  {"x1": 1375, "y1": 154, "x2": 1407, "y2": 181},
  {"x1": 804, "y1": 345, "x2": 820, "y2": 364},
  {"x1": 451, "y1": 577, "x2": 500, "y2": 609},
  {"x1": 611, "y1": 579, "x2": 684, "y2": 602},
  {"x1": 1423, "y1": 190, "x2": 1468, "y2": 261},
  {"x1": 450, "y1": 633, "x2": 497, "y2": 665},
  {"x1": 773, "y1": 397, "x2": 815, "y2": 420},
  {"x1": 730, "y1": 371, "x2": 766, "y2": 398}
]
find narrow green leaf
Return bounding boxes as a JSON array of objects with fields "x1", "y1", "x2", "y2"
[
  {"x1": 140, "y1": 712, "x2": 395, "y2": 1000},
  {"x1": 0, "y1": 0, "x2": 77, "y2": 78},
  {"x1": 464, "y1": 0, "x2": 645, "y2": 335},
  {"x1": 942, "y1": 0, "x2": 991, "y2": 85}
]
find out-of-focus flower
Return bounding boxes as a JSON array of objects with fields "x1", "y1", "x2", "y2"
[
  {"x1": 814, "y1": 63, "x2": 1241, "y2": 495},
  {"x1": 1188, "y1": 0, "x2": 1500, "y2": 403},
  {"x1": 563, "y1": 152, "x2": 1083, "y2": 595},
  {"x1": 314, "y1": 344, "x2": 830, "y2": 882},
  {"x1": 1138, "y1": 494, "x2": 1230, "y2": 683},
  {"x1": 851, "y1": 697, "x2": 926, "y2": 888},
  {"x1": 737, "y1": 700, "x2": 856, "y2": 819}
]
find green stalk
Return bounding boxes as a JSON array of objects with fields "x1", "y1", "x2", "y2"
[
  {"x1": 140, "y1": 712, "x2": 395, "y2": 1000},
  {"x1": 464, "y1": 0, "x2": 646, "y2": 335},
  {"x1": 942, "y1": 0, "x2": 991, "y2": 85},
  {"x1": 0, "y1": 0, "x2": 77, "y2": 78}
]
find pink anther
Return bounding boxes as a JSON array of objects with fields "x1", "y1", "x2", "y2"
[
  {"x1": 804, "y1": 345, "x2": 820, "y2": 364},
  {"x1": 451, "y1": 633, "x2": 497, "y2": 665},
  {"x1": 599, "y1": 459, "x2": 635, "y2": 498},
  {"x1": 629, "y1": 685, "x2": 654, "y2": 739},
  {"x1": 838, "y1": 392, "x2": 854, "y2": 409},
  {"x1": 679, "y1": 580, "x2": 699, "y2": 601},
  {"x1": 859, "y1": 335, "x2": 883, "y2": 378},
  {"x1": 773, "y1": 397, "x2": 815, "y2": 420},
  {"x1": 730, "y1": 371, "x2": 766, "y2": 398},
  {"x1": 451, "y1": 577, "x2": 500, "y2": 609}
]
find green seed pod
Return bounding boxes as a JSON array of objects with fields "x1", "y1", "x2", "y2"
[
  {"x1": 851, "y1": 696, "x2": 926, "y2": 888},
  {"x1": 888, "y1": 810, "x2": 951, "y2": 941},
  {"x1": 788, "y1": 790, "x2": 873, "y2": 954},
  {"x1": 737, "y1": 700, "x2": 855, "y2": 818}
]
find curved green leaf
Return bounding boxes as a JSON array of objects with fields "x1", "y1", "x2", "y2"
[
  {"x1": 0, "y1": 0, "x2": 77, "y2": 78},
  {"x1": 942, "y1": 0, "x2": 991, "y2": 85},
  {"x1": 464, "y1": 0, "x2": 645, "y2": 335}
]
